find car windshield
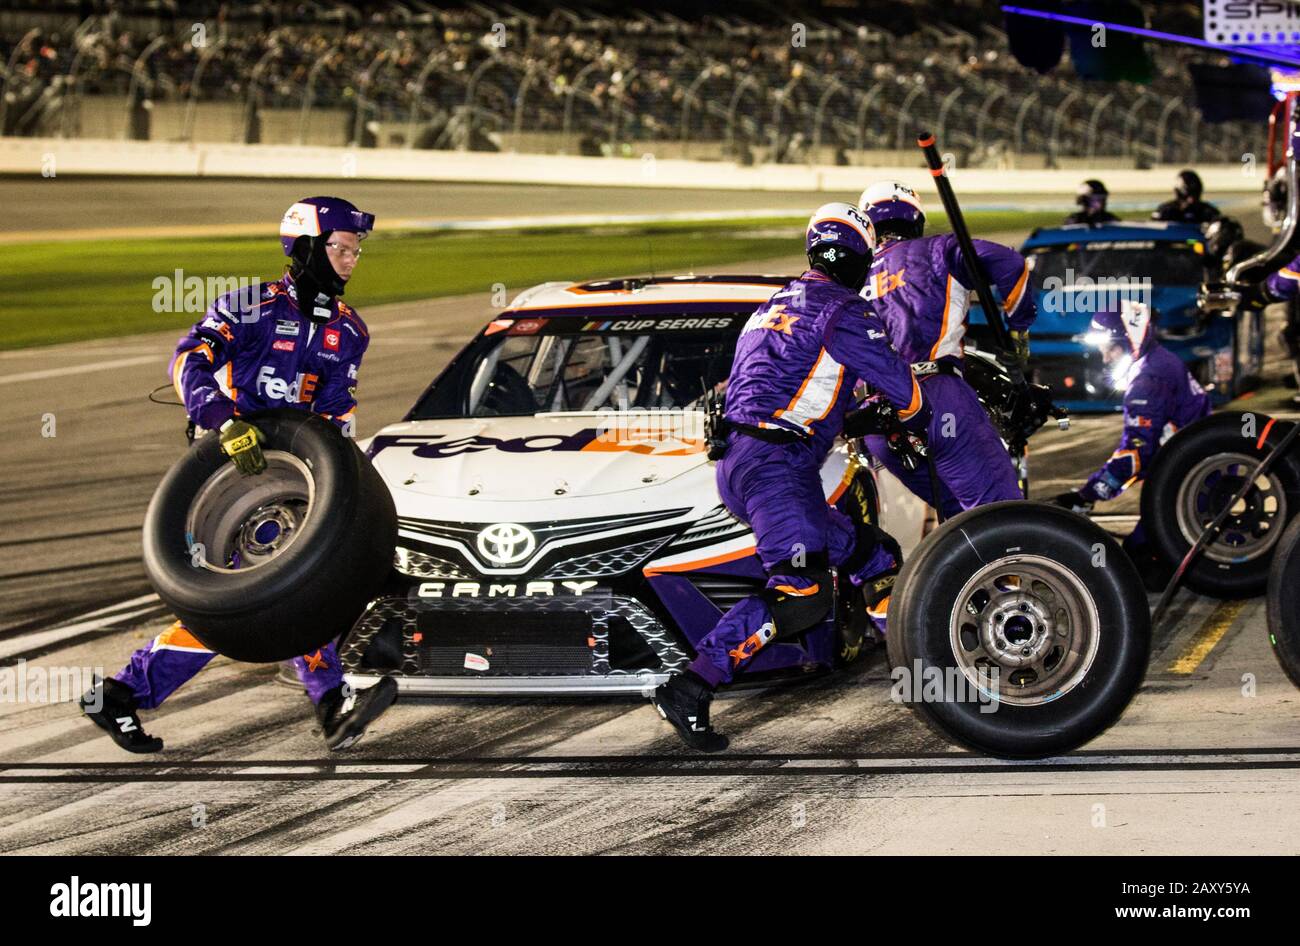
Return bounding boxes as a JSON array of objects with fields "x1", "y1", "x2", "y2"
[
  {"x1": 1027, "y1": 240, "x2": 1207, "y2": 288},
  {"x1": 409, "y1": 316, "x2": 742, "y2": 419}
]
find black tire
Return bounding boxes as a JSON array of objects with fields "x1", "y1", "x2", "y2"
[
  {"x1": 1140, "y1": 411, "x2": 1300, "y2": 598},
  {"x1": 142, "y1": 409, "x2": 397, "y2": 662},
  {"x1": 1265, "y1": 516, "x2": 1300, "y2": 689},
  {"x1": 889, "y1": 501, "x2": 1149, "y2": 758}
]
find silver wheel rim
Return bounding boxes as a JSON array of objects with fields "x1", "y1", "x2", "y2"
[
  {"x1": 1175, "y1": 452, "x2": 1286, "y2": 564},
  {"x1": 185, "y1": 451, "x2": 315, "y2": 572},
  {"x1": 948, "y1": 554, "x2": 1100, "y2": 706}
]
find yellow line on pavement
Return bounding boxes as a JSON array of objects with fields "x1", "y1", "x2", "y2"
[{"x1": 1166, "y1": 599, "x2": 1248, "y2": 674}]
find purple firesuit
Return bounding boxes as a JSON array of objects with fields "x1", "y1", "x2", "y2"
[
  {"x1": 170, "y1": 274, "x2": 367, "y2": 431},
  {"x1": 859, "y1": 233, "x2": 1035, "y2": 515},
  {"x1": 688, "y1": 270, "x2": 925, "y2": 687},
  {"x1": 1079, "y1": 344, "x2": 1211, "y2": 504},
  {"x1": 1265, "y1": 251, "x2": 1300, "y2": 302},
  {"x1": 114, "y1": 275, "x2": 369, "y2": 709}
]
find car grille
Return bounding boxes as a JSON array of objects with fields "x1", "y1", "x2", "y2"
[
  {"x1": 539, "y1": 535, "x2": 671, "y2": 579},
  {"x1": 395, "y1": 534, "x2": 673, "y2": 581},
  {"x1": 394, "y1": 548, "x2": 471, "y2": 579},
  {"x1": 415, "y1": 613, "x2": 595, "y2": 676},
  {"x1": 340, "y1": 593, "x2": 690, "y2": 677},
  {"x1": 397, "y1": 508, "x2": 691, "y2": 573}
]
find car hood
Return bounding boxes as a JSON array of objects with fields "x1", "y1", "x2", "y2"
[{"x1": 367, "y1": 413, "x2": 710, "y2": 502}]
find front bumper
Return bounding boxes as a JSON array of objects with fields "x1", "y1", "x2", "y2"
[{"x1": 338, "y1": 587, "x2": 693, "y2": 696}]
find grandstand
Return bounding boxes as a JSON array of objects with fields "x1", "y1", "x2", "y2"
[{"x1": 0, "y1": 1, "x2": 1262, "y2": 169}]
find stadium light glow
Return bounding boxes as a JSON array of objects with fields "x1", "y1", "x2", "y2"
[{"x1": 1001, "y1": 4, "x2": 1300, "y2": 70}]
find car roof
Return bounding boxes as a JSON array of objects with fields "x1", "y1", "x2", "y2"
[
  {"x1": 502, "y1": 274, "x2": 792, "y2": 318},
  {"x1": 1023, "y1": 220, "x2": 1205, "y2": 249}
]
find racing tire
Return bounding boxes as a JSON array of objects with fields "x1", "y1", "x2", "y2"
[
  {"x1": 888, "y1": 501, "x2": 1149, "y2": 758},
  {"x1": 1140, "y1": 411, "x2": 1300, "y2": 599},
  {"x1": 142, "y1": 409, "x2": 397, "y2": 662},
  {"x1": 1265, "y1": 516, "x2": 1300, "y2": 689}
]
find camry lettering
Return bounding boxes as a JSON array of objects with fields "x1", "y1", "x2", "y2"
[{"x1": 416, "y1": 580, "x2": 599, "y2": 598}]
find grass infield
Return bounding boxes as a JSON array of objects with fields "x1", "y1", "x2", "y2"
[{"x1": 2, "y1": 210, "x2": 1066, "y2": 349}]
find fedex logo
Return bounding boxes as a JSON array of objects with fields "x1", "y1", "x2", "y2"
[
  {"x1": 743, "y1": 303, "x2": 799, "y2": 336},
  {"x1": 256, "y1": 366, "x2": 318, "y2": 403},
  {"x1": 201, "y1": 316, "x2": 235, "y2": 342},
  {"x1": 865, "y1": 268, "x2": 907, "y2": 300}
]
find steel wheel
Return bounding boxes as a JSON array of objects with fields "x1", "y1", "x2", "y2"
[
  {"x1": 1176, "y1": 452, "x2": 1286, "y2": 564},
  {"x1": 949, "y1": 554, "x2": 1100, "y2": 706},
  {"x1": 184, "y1": 451, "x2": 316, "y2": 572}
]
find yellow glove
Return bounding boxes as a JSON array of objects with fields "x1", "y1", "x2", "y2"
[
  {"x1": 219, "y1": 419, "x2": 267, "y2": 476},
  {"x1": 1008, "y1": 330, "x2": 1031, "y2": 369}
]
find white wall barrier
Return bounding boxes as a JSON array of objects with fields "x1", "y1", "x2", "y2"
[{"x1": 0, "y1": 135, "x2": 1264, "y2": 195}]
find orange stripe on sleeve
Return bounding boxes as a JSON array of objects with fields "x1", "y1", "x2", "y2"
[
  {"x1": 171, "y1": 342, "x2": 214, "y2": 399},
  {"x1": 1002, "y1": 261, "x2": 1029, "y2": 312},
  {"x1": 897, "y1": 375, "x2": 923, "y2": 421}
]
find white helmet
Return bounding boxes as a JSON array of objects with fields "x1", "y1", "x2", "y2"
[{"x1": 856, "y1": 180, "x2": 926, "y2": 241}]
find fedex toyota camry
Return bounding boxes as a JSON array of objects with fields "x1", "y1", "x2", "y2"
[{"x1": 340, "y1": 275, "x2": 928, "y2": 695}]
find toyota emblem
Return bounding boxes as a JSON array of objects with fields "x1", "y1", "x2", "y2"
[{"x1": 475, "y1": 523, "x2": 536, "y2": 565}]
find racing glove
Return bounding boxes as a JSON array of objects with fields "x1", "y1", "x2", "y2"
[
  {"x1": 1008, "y1": 330, "x2": 1031, "y2": 369},
  {"x1": 1238, "y1": 280, "x2": 1273, "y2": 311},
  {"x1": 219, "y1": 418, "x2": 267, "y2": 476},
  {"x1": 842, "y1": 396, "x2": 898, "y2": 440},
  {"x1": 1049, "y1": 490, "x2": 1092, "y2": 514},
  {"x1": 845, "y1": 395, "x2": 929, "y2": 471}
]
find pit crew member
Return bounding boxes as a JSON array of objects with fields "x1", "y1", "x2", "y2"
[
  {"x1": 1064, "y1": 179, "x2": 1119, "y2": 225},
  {"x1": 80, "y1": 196, "x2": 397, "y2": 754},
  {"x1": 854, "y1": 180, "x2": 1032, "y2": 516},
  {"x1": 650, "y1": 202, "x2": 928, "y2": 751},
  {"x1": 1050, "y1": 302, "x2": 1211, "y2": 559},
  {"x1": 1152, "y1": 169, "x2": 1221, "y2": 225}
]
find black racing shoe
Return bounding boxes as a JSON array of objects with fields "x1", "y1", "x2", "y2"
[
  {"x1": 316, "y1": 677, "x2": 398, "y2": 751},
  {"x1": 651, "y1": 671, "x2": 729, "y2": 752},
  {"x1": 79, "y1": 678, "x2": 163, "y2": 754}
]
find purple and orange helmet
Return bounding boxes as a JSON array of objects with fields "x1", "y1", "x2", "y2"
[
  {"x1": 279, "y1": 196, "x2": 376, "y2": 256},
  {"x1": 805, "y1": 202, "x2": 877, "y2": 290}
]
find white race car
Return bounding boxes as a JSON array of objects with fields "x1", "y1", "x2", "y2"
[{"x1": 346, "y1": 275, "x2": 927, "y2": 695}]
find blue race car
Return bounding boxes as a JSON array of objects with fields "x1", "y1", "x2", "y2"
[{"x1": 971, "y1": 221, "x2": 1263, "y2": 412}]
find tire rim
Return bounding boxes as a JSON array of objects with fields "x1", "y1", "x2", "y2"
[
  {"x1": 1175, "y1": 452, "x2": 1286, "y2": 564},
  {"x1": 948, "y1": 554, "x2": 1100, "y2": 707},
  {"x1": 184, "y1": 451, "x2": 315, "y2": 573}
]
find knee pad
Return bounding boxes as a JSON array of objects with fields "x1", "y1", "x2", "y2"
[{"x1": 762, "y1": 562, "x2": 834, "y2": 643}]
